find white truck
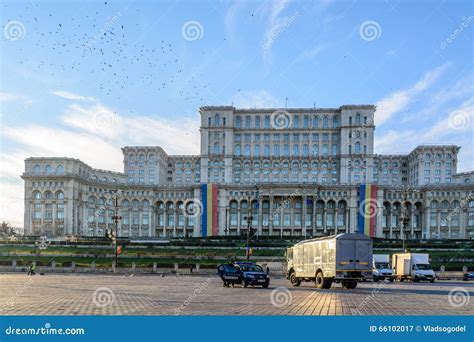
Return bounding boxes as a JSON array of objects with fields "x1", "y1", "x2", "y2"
[
  {"x1": 286, "y1": 233, "x2": 373, "y2": 289},
  {"x1": 372, "y1": 254, "x2": 395, "y2": 282},
  {"x1": 392, "y1": 253, "x2": 435, "y2": 282}
]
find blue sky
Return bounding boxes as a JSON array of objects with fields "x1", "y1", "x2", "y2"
[{"x1": 1, "y1": 0, "x2": 473, "y2": 226}]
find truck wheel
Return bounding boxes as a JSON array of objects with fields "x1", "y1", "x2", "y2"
[
  {"x1": 389, "y1": 278, "x2": 394, "y2": 282},
  {"x1": 322, "y1": 279, "x2": 333, "y2": 289},
  {"x1": 262, "y1": 282, "x2": 269, "y2": 288},
  {"x1": 413, "y1": 276, "x2": 419, "y2": 282},
  {"x1": 399, "y1": 278, "x2": 404, "y2": 282},
  {"x1": 373, "y1": 275, "x2": 379, "y2": 282},
  {"x1": 243, "y1": 281, "x2": 248, "y2": 288},
  {"x1": 430, "y1": 278, "x2": 435, "y2": 283},
  {"x1": 290, "y1": 273, "x2": 301, "y2": 287},
  {"x1": 342, "y1": 280, "x2": 357, "y2": 289},
  {"x1": 315, "y1": 272, "x2": 325, "y2": 289}
]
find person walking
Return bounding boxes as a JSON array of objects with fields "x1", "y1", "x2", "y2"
[{"x1": 28, "y1": 263, "x2": 36, "y2": 276}]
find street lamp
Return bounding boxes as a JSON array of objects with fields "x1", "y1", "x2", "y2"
[
  {"x1": 109, "y1": 190, "x2": 122, "y2": 269},
  {"x1": 243, "y1": 186, "x2": 259, "y2": 261}
]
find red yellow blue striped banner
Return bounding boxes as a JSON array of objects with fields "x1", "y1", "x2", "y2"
[
  {"x1": 201, "y1": 184, "x2": 218, "y2": 237},
  {"x1": 358, "y1": 184, "x2": 377, "y2": 237}
]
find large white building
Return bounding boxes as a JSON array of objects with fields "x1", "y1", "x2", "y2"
[{"x1": 22, "y1": 105, "x2": 474, "y2": 239}]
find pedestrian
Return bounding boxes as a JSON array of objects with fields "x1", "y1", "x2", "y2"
[
  {"x1": 190, "y1": 264, "x2": 194, "y2": 274},
  {"x1": 266, "y1": 266, "x2": 270, "y2": 275},
  {"x1": 28, "y1": 263, "x2": 36, "y2": 276}
]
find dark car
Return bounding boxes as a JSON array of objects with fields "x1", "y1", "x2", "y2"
[
  {"x1": 217, "y1": 263, "x2": 243, "y2": 287},
  {"x1": 463, "y1": 272, "x2": 474, "y2": 281},
  {"x1": 234, "y1": 262, "x2": 270, "y2": 288}
]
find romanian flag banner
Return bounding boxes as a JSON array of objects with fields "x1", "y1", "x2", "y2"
[
  {"x1": 201, "y1": 183, "x2": 218, "y2": 237},
  {"x1": 358, "y1": 184, "x2": 377, "y2": 237}
]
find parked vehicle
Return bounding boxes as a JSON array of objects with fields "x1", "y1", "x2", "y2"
[
  {"x1": 392, "y1": 253, "x2": 435, "y2": 282},
  {"x1": 217, "y1": 262, "x2": 270, "y2": 288},
  {"x1": 463, "y1": 272, "x2": 474, "y2": 281},
  {"x1": 372, "y1": 254, "x2": 395, "y2": 282},
  {"x1": 234, "y1": 262, "x2": 270, "y2": 288},
  {"x1": 286, "y1": 233, "x2": 373, "y2": 290}
]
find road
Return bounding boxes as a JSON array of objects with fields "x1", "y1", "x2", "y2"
[{"x1": 0, "y1": 274, "x2": 472, "y2": 315}]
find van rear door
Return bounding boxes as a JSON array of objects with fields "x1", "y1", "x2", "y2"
[
  {"x1": 337, "y1": 238, "x2": 355, "y2": 271},
  {"x1": 355, "y1": 239, "x2": 371, "y2": 271}
]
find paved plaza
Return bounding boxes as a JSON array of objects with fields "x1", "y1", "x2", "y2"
[{"x1": 0, "y1": 273, "x2": 472, "y2": 316}]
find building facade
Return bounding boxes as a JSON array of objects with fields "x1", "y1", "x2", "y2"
[{"x1": 22, "y1": 105, "x2": 474, "y2": 239}]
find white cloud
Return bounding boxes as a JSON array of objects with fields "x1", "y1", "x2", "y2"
[
  {"x1": 50, "y1": 90, "x2": 95, "y2": 102},
  {"x1": 232, "y1": 90, "x2": 281, "y2": 108},
  {"x1": 0, "y1": 98, "x2": 201, "y2": 226},
  {"x1": 375, "y1": 63, "x2": 451, "y2": 126},
  {"x1": 0, "y1": 91, "x2": 20, "y2": 102},
  {"x1": 262, "y1": 0, "x2": 291, "y2": 69}
]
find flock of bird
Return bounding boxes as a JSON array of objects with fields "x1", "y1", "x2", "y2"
[{"x1": 4, "y1": 1, "x2": 212, "y2": 106}]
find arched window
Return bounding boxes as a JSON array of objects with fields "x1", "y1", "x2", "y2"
[
  {"x1": 312, "y1": 144, "x2": 319, "y2": 156},
  {"x1": 355, "y1": 142, "x2": 361, "y2": 153},
  {"x1": 264, "y1": 144, "x2": 270, "y2": 156},
  {"x1": 323, "y1": 116, "x2": 328, "y2": 129},
  {"x1": 355, "y1": 113, "x2": 361, "y2": 125},
  {"x1": 273, "y1": 144, "x2": 280, "y2": 156},
  {"x1": 303, "y1": 116, "x2": 309, "y2": 128},
  {"x1": 245, "y1": 116, "x2": 251, "y2": 128},
  {"x1": 45, "y1": 191, "x2": 53, "y2": 200},
  {"x1": 213, "y1": 143, "x2": 221, "y2": 154},
  {"x1": 33, "y1": 191, "x2": 42, "y2": 200},
  {"x1": 235, "y1": 116, "x2": 242, "y2": 128},
  {"x1": 254, "y1": 145, "x2": 260, "y2": 156},
  {"x1": 293, "y1": 144, "x2": 299, "y2": 156},
  {"x1": 303, "y1": 144, "x2": 309, "y2": 156},
  {"x1": 283, "y1": 144, "x2": 290, "y2": 156},
  {"x1": 332, "y1": 144, "x2": 338, "y2": 156},
  {"x1": 208, "y1": 117, "x2": 212, "y2": 126},
  {"x1": 255, "y1": 116, "x2": 260, "y2": 128},
  {"x1": 56, "y1": 191, "x2": 64, "y2": 200},
  {"x1": 33, "y1": 165, "x2": 40, "y2": 174},
  {"x1": 122, "y1": 199, "x2": 129, "y2": 207},
  {"x1": 235, "y1": 145, "x2": 241, "y2": 156},
  {"x1": 333, "y1": 116, "x2": 339, "y2": 128},
  {"x1": 294, "y1": 115, "x2": 299, "y2": 128},
  {"x1": 45, "y1": 165, "x2": 52, "y2": 173},
  {"x1": 264, "y1": 116, "x2": 270, "y2": 128},
  {"x1": 322, "y1": 144, "x2": 328, "y2": 156},
  {"x1": 244, "y1": 145, "x2": 251, "y2": 156},
  {"x1": 132, "y1": 199, "x2": 140, "y2": 209},
  {"x1": 214, "y1": 113, "x2": 220, "y2": 126},
  {"x1": 56, "y1": 165, "x2": 64, "y2": 174},
  {"x1": 313, "y1": 116, "x2": 319, "y2": 128}
]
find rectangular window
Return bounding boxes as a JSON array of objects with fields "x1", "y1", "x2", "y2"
[
  {"x1": 283, "y1": 214, "x2": 291, "y2": 226},
  {"x1": 294, "y1": 213, "x2": 301, "y2": 226}
]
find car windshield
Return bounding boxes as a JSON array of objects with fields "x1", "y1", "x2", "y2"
[
  {"x1": 416, "y1": 264, "x2": 432, "y2": 270},
  {"x1": 224, "y1": 265, "x2": 239, "y2": 273},
  {"x1": 376, "y1": 263, "x2": 390, "y2": 269},
  {"x1": 239, "y1": 264, "x2": 263, "y2": 272}
]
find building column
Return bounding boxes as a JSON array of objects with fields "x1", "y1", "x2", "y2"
[
  {"x1": 425, "y1": 207, "x2": 431, "y2": 239},
  {"x1": 257, "y1": 198, "x2": 263, "y2": 235},
  {"x1": 269, "y1": 196, "x2": 274, "y2": 236},
  {"x1": 302, "y1": 196, "x2": 307, "y2": 238},
  {"x1": 237, "y1": 208, "x2": 241, "y2": 235}
]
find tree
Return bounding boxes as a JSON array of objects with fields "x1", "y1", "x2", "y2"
[{"x1": 0, "y1": 221, "x2": 14, "y2": 236}]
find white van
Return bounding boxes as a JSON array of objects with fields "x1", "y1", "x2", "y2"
[
  {"x1": 392, "y1": 253, "x2": 435, "y2": 282},
  {"x1": 372, "y1": 254, "x2": 394, "y2": 282}
]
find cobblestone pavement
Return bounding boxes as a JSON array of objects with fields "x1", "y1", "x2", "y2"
[{"x1": 0, "y1": 273, "x2": 472, "y2": 315}]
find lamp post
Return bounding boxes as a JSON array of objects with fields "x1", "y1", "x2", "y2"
[
  {"x1": 109, "y1": 190, "x2": 122, "y2": 269},
  {"x1": 244, "y1": 186, "x2": 259, "y2": 261}
]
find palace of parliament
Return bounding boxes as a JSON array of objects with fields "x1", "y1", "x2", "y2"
[{"x1": 22, "y1": 105, "x2": 474, "y2": 240}]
